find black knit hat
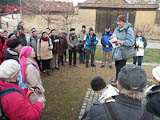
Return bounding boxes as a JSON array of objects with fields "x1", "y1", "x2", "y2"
[
  {"x1": 8, "y1": 33, "x2": 14, "y2": 39},
  {"x1": 105, "y1": 25, "x2": 110, "y2": 29},
  {"x1": 91, "y1": 77, "x2": 106, "y2": 91},
  {"x1": 82, "y1": 25, "x2": 86, "y2": 28},
  {"x1": 7, "y1": 39, "x2": 21, "y2": 48},
  {"x1": 89, "y1": 27, "x2": 94, "y2": 32},
  {"x1": 70, "y1": 28, "x2": 75, "y2": 32}
]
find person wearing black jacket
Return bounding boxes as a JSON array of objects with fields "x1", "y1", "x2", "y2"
[
  {"x1": 84, "y1": 64, "x2": 160, "y2": 120},
  {"x1": 133, "y1": 31, "x2": 147, "y2": 66},
  {"x1": 142, "y1": 66, "x2": 160, "y2": 118},
  {"x1": 50, "y1": 29, "x2": 60, "y2": 69},
  {"x1": 17, "y1": 25, "x2": 27, "y2": 46},
  {"x1": 3, "y1": 39, "x2": 22, "y2": 62}
]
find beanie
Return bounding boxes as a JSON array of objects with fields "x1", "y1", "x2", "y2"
[
  {"x1": 152, "y1": 66, "x2": 160, "y2": 82},
  {"x1": 89, "y1": 27, "x2": 94, "y2": 32},
  {"x1": 0, "y1": 60, "x2": 20, "y2": 79},
  {"x1": 91, "y1": 77, "x2": 106, "y2": 91},
  {"x1": 118, "y1": 64, "x2": 147, "y2": 91}
]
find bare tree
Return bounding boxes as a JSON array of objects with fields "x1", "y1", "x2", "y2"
[{"x1": 22, "y1": 0, "x2": 74, "y2": 30}]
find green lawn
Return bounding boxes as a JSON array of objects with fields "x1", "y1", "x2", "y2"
[{"x1": 95, "y1": 46, "x2": 160, "y2": 63}]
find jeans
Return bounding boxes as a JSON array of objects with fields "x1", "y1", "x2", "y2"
[
  {"x1": 69, "y1": 49, "x2": 77, "y2": 65},
  {"x1": 133, "y1": 56, "x2": 143, "y2": 66},
  {"x1": 115, "y1": 60, "x2": 126, "y2": 81}
]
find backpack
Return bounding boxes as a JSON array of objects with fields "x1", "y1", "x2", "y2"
[
  {"x1": 103, "y1": 102, "x2": 153, "y2": 120},
  {"x1": 0, "y1": 87, "x2": 23, "y2": 120}
]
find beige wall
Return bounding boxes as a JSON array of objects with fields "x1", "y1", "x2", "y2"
[
  {"x1": 135, "y1": 10, "x2": 156, "y2": 27},
  {"x1": 134, "y1": 10, "x2": 160, "y2": 39},
  {"x1": 23, "y1": 14, "x2": 77, "y2": 33},
  {"x1": 75, "y1": 9, "x2": 96, "y2": 33}
]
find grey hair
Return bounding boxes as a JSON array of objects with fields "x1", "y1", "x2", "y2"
[{"x1": 118, "y1": 84, "x2": 145, "y2": 101}]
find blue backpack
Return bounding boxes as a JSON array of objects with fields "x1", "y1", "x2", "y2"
[{"x1": 0, "y1": 87, "x2": 23, "y2": 120}]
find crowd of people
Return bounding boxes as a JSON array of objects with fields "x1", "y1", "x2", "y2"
[{"x1": 0, "y1": 14, "x2": 157, "y2": 120}]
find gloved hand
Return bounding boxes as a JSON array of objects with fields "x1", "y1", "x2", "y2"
[{"x1": 48, "y1": 46, "x2": 53, "y2": 50}]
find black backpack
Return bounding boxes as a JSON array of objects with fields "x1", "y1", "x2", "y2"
[{"x1": 0, "y1": 87, "x2": 23, "y2": 120}]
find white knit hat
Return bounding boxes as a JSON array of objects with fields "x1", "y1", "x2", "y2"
[
  {"x1": 0, "y1": 60, "x2": 20, "y2": 79},
  {"x1": 152, "y1": 66, "x2": 160, "y2": 82},
  {"x1": 0, "y1": 29, "x2": 4, "y2": 33}
]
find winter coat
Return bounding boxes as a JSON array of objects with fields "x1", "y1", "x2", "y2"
[
  {"x1": 101, "y1": 31, "x2": 112, "y2": 51},
  {"x1": 143, "y1": 85, "x2": 160, "y2": 117},
  {"x1": 112, "y1": 23, "x2": 135, "y2": 61},
  {"x1": 78, "y1": 31, "x2": 86, "y2": 53},
  {"x1": 3, "y1": 48, "x2": 20, "y2": 62},
  {"x1": 84, "y1": 33, "x2": 98, "y2": 51},
  {"x1": 134, "y1": 36, "x2": 147, "y2": 56},
  {"x1": 84, "y1": 94, "x2": 160, "y2": 120},
  {"x1": 37, "y1": 37, "x2": 53, "y2": 60},
  {"x1": 78, "y1": 31, "x2": 87, "y2": 42},
  {"x1": 2, "y1": 48, "x2": 29, "y2": 89},
  {"x1": 0, "y1": 80, "x2": 43, "y2": 120},
  {"x1": 19, "y1": 33, "x2": 27, "y2": 46},
  {"x1": 68, "y1": 34, "x2": 79, "y2": 50},
  {"x1": 28, "y1": 35, "x2": 39, "y2": 57},
  {"x1": 58, "y1": 33, "x2": 68, "y2": 56},
  {"x1": 26, "y1": 58, "x2": 45, "y2": 104},
  {"x1": 0, "y1": 36, "x2": 7, "y2": 64},
  {"x1": 50, "y1": 35, "x2": 60, "y2": 54},
  {"x1": 99, "y1": 85, "x2": 119, "y2": 103}
]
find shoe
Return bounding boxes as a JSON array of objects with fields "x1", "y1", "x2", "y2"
[
  {"x1": 62, "y1": 64, "x2": 65, "y2": 66},
  {"x1": 69, "y1": 65, "x2": 72, "y2": 68},
  {"x1": 47, "y1": 71, "x2": 51, "y2": 76},
  {"x1": 55, "y1": 67, "x2": 59, "y2": 69},
  {"x1": 73, "y1": 64, "x2": 77, "y2": 67},
  {"x1": 86, "y1": 64, "x2": 88, "y2": 68},
  {"x1": 109, "y1": 65, "x2": 112, "y2": 69},
  {"x1": 100, "y1": 65, "x2": 105, "y2": 68},
  {"x1": 91, "y1": 64, "x2": 96, "y2": 67}
]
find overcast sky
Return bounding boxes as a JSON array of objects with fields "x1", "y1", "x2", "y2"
[{"x1": 54, "y1": 0, "x2": 86, "y2": 6}]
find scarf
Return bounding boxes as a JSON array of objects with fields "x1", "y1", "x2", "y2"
[
  {"x1": 19, "y1": 46, "x2": 40, "y2": 83},
  {"x1": 41, "y1": 36, "x2": 49, "y2": 41}
]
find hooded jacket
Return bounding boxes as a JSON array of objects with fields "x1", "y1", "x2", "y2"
[
  {"x1": 3, "y1": 48, "x2": 20, "y2": 62},
  {"x1": 99, "y1": 85, "x2": 119, "y2": 103},
  {"x1": 112, "y1": 23, "x2": 135, "y2": 61},
  {"x1": 101, "y1": 31, "x2": 112, "y2": 51},
  {"x1": 0, "y1": 80, "x2": 43, "y2": 120},
  {"x1": 143, "y1": 85, "x2": 160, "y2": 117},
  {"x1": 84, "y1": 94, "x2": 160, "y2": 120},
  {"x1": 84, "y1": 33, "x2": 98, "y2": 51}
]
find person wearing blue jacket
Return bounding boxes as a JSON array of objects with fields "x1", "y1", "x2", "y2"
[
  {"x1": 101, "y1": 26, "x2": 113, "y2": 68},
  {"x1": 112, "y1": 14, "x2": 135, "y2": 82},
  {"x1": 84, "y1": 27, "x2": 98, "y2": 68}
]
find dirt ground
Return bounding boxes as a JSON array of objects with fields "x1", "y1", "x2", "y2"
[{"x1": 40, "y1": 63, "x2": 154, "y2": 120}]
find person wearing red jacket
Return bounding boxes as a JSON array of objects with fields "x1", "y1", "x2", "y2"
[
  {"x1": 0, "y1": 29, "x2": 8, "y2": 64},
  {"x1": 0, "y1": 59, "x2": 45, "y2": 120}
]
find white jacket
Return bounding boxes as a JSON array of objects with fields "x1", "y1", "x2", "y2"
[{"x1": 99, "y1": 84, "x2": 119, "y2": 103}]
